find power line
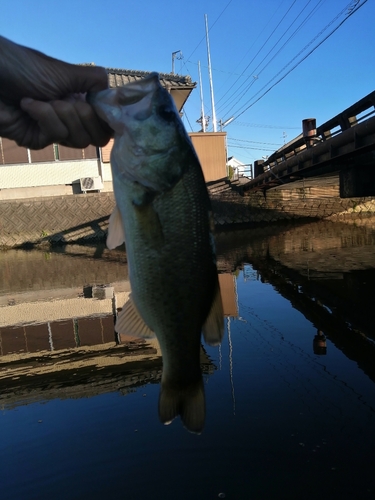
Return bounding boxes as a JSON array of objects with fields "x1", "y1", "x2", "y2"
[
  {"x1": 229, "y1": 137, "x2": 282, "y2": 146},
  {"x1": 217, "y1": 0, "x2": 326, "y2": 117},
  {"x1": 235, "y1": 121, "x2": 300, "y2": 129},
  {"x1": 228, "y1": 0, "x2": 368, "y2": 123},
  {"x1": 227, "y1": 144, "x2": 276, "y2": 151},
  {"x1": 185, "y1": 59, "x2": 246, "y2": 77},
  {"x1": 214, "y1": 0, "x2": 287, "y2": 106},
  {"x1": 185, "y1": 0, "x2": 234, "y2": 61},
  {"x1": 183, "y1": 109, "x2": 194, "y2": 132},
  {"x1": 255, "y1": 0, "x2": 326, "y2": 75},
  {"x1": 180, "y1": 1, "x2": 235, "y2": 120},
  {"x1": 216, "y1": 0, "x2": 299, "y2": 115}
]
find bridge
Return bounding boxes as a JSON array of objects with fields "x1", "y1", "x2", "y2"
[{"x1": 242, "y1": 90, "x2": 375, "y2": 198}]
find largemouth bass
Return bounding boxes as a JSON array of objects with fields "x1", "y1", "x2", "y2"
[{"x1": 88, "y1": 73, "x2": 223, "y2": 433}]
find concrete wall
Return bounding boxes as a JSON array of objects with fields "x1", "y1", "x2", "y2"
[
  {"x1": 0, "y1": 192, "x2": 116, "y2": 247},
  {"x1": 2, "y1": 178, "x2": 375, "y2": 248}
]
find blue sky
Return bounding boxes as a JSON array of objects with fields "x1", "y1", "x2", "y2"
[{"x1": 2, "y1": 0, "x2": 374, "y2": 165}]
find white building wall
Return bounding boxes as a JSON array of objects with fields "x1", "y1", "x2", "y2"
[
  {"x1": 101, "y1": 162, "x2": 113, "y2": 183},
  {"x1": 0, "y1": 159, "x2": 114, "y2": 200},
  {"x1": 0, "y1": 160, "x2": 100, "y2": 189}
]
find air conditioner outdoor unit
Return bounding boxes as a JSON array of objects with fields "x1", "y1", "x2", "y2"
[{"x1": 80, "y1": 176, "x2": 103, "y2": 193}]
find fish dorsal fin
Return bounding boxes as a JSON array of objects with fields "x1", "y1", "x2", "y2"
[
  {"x1": 107, "y1": 205, "x2": 125, "y2": 249},
  {"x1": 202, "y1": 280, "x2": 224, "y2": 347},
  {"x1": 115, "y1": 294, "x2": 155, "y2": 339}
]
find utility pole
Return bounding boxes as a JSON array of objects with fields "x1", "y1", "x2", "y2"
[
  {"x1": 205, "y1": 14, "x2": 217, "y2": 132},
  {"x1": 198, "y1": 61, "x2": 206, "y2": 132}
]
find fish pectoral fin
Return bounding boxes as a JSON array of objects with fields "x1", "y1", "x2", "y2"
[
  {"x1": 159, "y1": 378, "x2": 205, "y2": 435},
  {"x1": 115, "y1": 294, "x2": 155, "y2": 339},
  {"x1": 107, "y1": 205, "x2": 125, "y2": 249},
  {"x1": 202, "y1": 280, "x2": 224, "y2": 347}
]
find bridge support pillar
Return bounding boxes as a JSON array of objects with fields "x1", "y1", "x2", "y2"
[
  {"x1": 254, "y1": 159, "x2": 265, "y2": 177},
  {"x1": 340, "y1": 160, "x2": 375, "y2": 197}
]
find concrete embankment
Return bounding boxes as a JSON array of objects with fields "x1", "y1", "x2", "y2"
[{"x1": 1, "y1": 175, "x2": 375, "y2": 248}]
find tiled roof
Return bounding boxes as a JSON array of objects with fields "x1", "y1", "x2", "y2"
[
  {"x1": 79, "y1": 64, "x2": 196, "y2": 111},
  {"x1": 106, "y1": 68, "x2": 196, "y2": 90}
]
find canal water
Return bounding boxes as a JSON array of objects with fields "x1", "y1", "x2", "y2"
[{"x1": 1, "y1": 220, "x2": 375, "y2": 500}]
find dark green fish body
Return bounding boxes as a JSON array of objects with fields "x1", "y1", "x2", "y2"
[{"x1": 89, "y1": 74, "x2": 223, "y2": 433}]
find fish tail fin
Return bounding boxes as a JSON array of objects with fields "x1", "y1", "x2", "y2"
[{"x1": 159, "y1": 378, "x2": 205, "y2": 434}]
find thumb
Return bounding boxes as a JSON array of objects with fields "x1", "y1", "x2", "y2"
[{"x1": 70, "y1": 64, "x2": 109, "y2": 93}]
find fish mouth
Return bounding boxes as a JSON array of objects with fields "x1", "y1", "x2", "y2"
[
  {"x1": 87, "y1": 72, "x2": 161, "y2": 106},
  {"x1": 87, "y1": 72, "x2": 164, "y2": 131}
]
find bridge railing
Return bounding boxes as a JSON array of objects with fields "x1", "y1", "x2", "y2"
[
  {"x1": 260, "y1": 90, "x2": 375, "y2": 173},
  {"x1": 231, "y1": 165, "x2": 253, "y2": 181}
]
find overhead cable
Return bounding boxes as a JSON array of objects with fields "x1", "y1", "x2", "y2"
[{"x1": 228, "y1": 0, "x2": 368, "y2": 123}]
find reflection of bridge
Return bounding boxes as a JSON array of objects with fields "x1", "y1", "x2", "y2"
[
  {"x1": 215, "y1": 220, "x2": 375, "y2": 384},
  {"x1": 244, "y1": 91, "x2": 375, "y2": 198},
  {"x1": 249, "y1": 255, "x2": 375, "y2": 386}
]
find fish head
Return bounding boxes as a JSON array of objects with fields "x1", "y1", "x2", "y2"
[{"x1": 88, "y1": 73, "x2": 193, "y2": 192}]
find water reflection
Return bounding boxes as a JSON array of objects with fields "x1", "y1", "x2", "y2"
[
  {"x1": 0, "y1": 245, "x2": 223, "y2": 410},
  {"x1": 2, "y1": 220, "x2": 375, "y2": 398},
  {"x1": 313, "y1": 330, "x2": 327, "y2": 355},
  {"x1": 1, "y1": 220, "x2": 375, "y2": 498},
  {"x1": 215, "y1": 220, "x2": 375, "y2": 385}
]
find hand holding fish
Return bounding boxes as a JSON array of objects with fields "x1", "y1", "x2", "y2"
[{"x1": 0, "y1": 35, "x2": 112, "y2": 149}]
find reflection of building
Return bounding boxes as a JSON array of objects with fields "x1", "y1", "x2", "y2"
[
  {"x1": 0, "y1": 273, "x2": 239, "y2": 353},
  {"x1": 0, "y1": 309, "x2": 217, "y2": 411},
  {"x1": 0, "y1": 245, "x2": 239, "y2": 355},
  {"x1": 0, "y1": 336, "x2": 162, "y2": 410},
  {"x1": 218, "y1": 273, "x2": 238, "y2": 318},
  {"x1": 0, "y1": 249, "x2": 240, "y2": 409},
  {"x1": 1, "y1": 314, "x2": 117, "y2": 355}
]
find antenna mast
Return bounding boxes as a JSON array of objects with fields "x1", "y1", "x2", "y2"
[
  {"x1": 205, "y1": 14, "x2": 217, "y2": 132},
  {"x1": 171, "y1": 50, "x2": 182, "y2": 74}
]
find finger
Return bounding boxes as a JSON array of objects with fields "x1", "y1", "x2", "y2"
[
  {"x1": 0, "y1": 99, "x2": 52, "y2": 149},
  {"x1": 70, "y1": 65, "x2": 109, "y2": 93},
  {"x1": 20, "y1": 98, "x2": 70, "y2": 145},
  {"x1": 50, "y1": 99, "x2": 111, "y2": 147},
  {"x1": 0, "y1": 99, "x2": 23, "y2": 137},
  {"x1": 69, "y1": 100, "x2": 112, "y2": 147},
  {"x1": 49, "y1": 100, "x2": 91, "y2": 148},
  {"x1": 20, "y1": 97, "x2": 111, "y2": 149}
]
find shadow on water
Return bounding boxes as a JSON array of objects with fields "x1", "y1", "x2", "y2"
[{"x1": 1, "y1": 219, "x2": 375, "y2": 499}]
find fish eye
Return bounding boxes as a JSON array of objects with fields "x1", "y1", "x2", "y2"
[{"x1": 157, "y1": 106, "x2": 175, "y2": 122}]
